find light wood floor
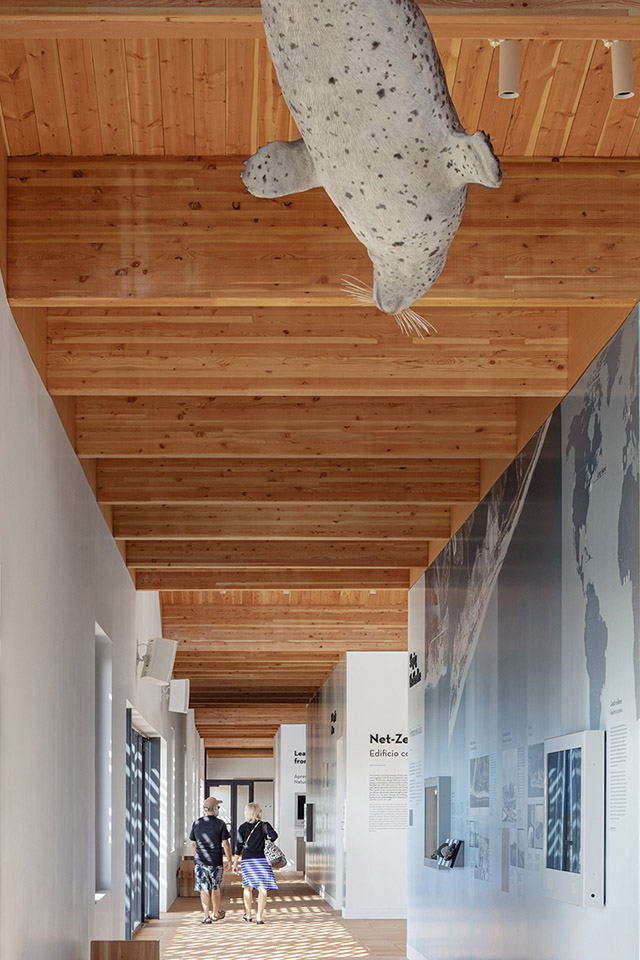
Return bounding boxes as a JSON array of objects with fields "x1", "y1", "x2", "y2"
[{"x1": 134, "y1": 873, "x2": 407, "y2": 960}]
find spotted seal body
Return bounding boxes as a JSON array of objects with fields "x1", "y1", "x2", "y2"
[{"x1": 242, "y1": 0, "x2": 502, "y2": 316}]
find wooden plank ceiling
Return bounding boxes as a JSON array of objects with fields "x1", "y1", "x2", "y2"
[{"x1": 2, "y1": 0, "x2": 640, "y2": 755}]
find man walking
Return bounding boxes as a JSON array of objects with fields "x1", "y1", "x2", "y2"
[{"x1": 189, "y1": 796, "x2": 233, "y2": 923}]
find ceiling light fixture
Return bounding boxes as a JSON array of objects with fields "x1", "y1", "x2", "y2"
[
  {"x1": 603, "y1": 40, "x2": 635, "y2": 100},
  {"x1": 489, "y1": 39, "x2": 520, "y2": 99}
]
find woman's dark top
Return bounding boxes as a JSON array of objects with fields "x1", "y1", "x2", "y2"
[{"x1": 235, "y1": 820, "x2": 278, "y2": 860}]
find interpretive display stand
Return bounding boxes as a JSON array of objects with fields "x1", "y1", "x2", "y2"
[{"x1": 544, "y1": 730, "x2": 605, "y2": 907}]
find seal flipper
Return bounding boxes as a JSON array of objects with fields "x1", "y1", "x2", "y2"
[
  {"x1": 448, "y1": 130, "x2": 502, "y2": 189},
  {"x1": 242, "y1": 139, "x2": 321, "y2": 198}
]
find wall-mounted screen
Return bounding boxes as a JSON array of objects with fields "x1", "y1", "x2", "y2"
[
  {"x1": 544, "y1": 731, "x2": 604, "y2": 907},
  {"x1": 546, "y1": 746, "x2": 581, "y2": 875},
  {"x1": 295, "y1": 792, "x2": 306, "y2": 824},
  {"x1": 424, "y1": 776, "x2": 451, "y2": 868}
]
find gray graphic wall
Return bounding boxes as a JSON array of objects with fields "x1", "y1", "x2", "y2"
[{"x1": 407, "y1": 308, "x2": 639, "y2": 960}]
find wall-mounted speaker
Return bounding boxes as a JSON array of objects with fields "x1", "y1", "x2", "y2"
[
  {"x1": 139, "y1": 637, "x2": 178, "y2": 685},
  {"x1": 169, "y1": 678, "x2": 190, "y2": 713}
]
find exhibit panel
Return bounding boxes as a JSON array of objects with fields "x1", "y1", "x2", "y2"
[
  {"x1": 274, "y1": 723, "x2": 306, "y2": 868},
  {"x1": 344, "y1": 651, "x2": 408, "y2": 919},
  {"x1": 407, "y1": 308, "x2": 640, "y2": 960},
  {"x1": 306, "y1": 651, "x2": 409, "y2": 918}
]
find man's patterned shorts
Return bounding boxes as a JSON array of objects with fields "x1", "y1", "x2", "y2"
[{"x1": 194, "y1": 862, "x2": 224, "y2": 891}]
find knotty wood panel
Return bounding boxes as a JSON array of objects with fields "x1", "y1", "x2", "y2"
[
  {"x1": 193, "y1": 38, "x2": 226, "y2": 154},
  {"x1": 75, "y1": 396, "x2": 517, "y2": 458},
  {"x1": 126, "y1": 539, "x2": 432, "y2": 567},
  {"x1": 114, "y1": 503, "x2": 451, "y2": 539},
  {"x1": 534, "y1": 40, "x2": 594, "y2": 156},
  {"x1": 137, "y1": 569, "x2": 411, "y2": 589},
  {"x1": 0, "y1": 40, "x2": 40, "y2": 155},
  {"x1": 126, "y1": 38, "x2": 165, "y2": 155},
  {"x1": 4, "y1": 35, "x2": 640, "y2": 159},
  {"x1": 97, "y1": 457, "x2": 481, "y2": 503},
  {"x1": 9, "y1": 159, "x2": 640, "y2": 307},
  {"x1": 91, "y1": 39, "x2": 134, "y2": 154},
  {"x1": 23, "y1": 39, "x2": 70, "y2": 154},
  {"x1": 58, "y1": 39, "x2": 103, "y2": 155}
]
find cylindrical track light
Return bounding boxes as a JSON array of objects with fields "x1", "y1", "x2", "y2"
[
  {"x1": 490, "y1": 39, "x2": 520, "y2": 99},
  {"x1": 604, "y1": 40, "x2": 635, "y2": 100}
]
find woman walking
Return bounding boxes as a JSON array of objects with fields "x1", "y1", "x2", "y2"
[{"x1": 233, "y1": 802, "x2": 279, "y2": 924}]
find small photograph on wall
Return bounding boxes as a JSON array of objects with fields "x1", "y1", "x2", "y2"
[
  {"x1": 534, "y1": 804, "x2": 544, "y2": 850},
  {"x1": 528, "y1": 743, "x2": 544, "y2": 797},
  {"x1": 509, "y1": 829, "x2": 517, "y2": 867},
  {"x1": 501, "y1": 748, "x2": 518, "y2": 822},
  {"x1": 517, "y1": 828, "x2": 526, "y2": 867},
  {"x1": 469, "y1": 820, "x2": 479, "y2": 847},
  {"x1": 527, "y1": 804, "x2": 536, "y2": 849},
  {"x1": 470, "y1": 755, "x2": 490, "y2": 808},
  {"x1": 474, "y1": 832, "x2": 491, "y2": 881}
]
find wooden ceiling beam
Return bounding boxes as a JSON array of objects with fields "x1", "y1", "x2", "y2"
[
  {"x1": 171, "y1": 630, "x2": 407, "y2": 649},
  {"x1": 75, "y1": 396, "x2": 517, "y2": 459},
  {"x1": 195, "y1": 704, "x2": 307, "y2": 724},
  {"x1": 42, "y1": 304, "x2": 569, "y2": 397},
  {"x1": 126, "y1": 538, "x2": 431, "y2": 568},
  {"x1": 191, "y1": 689, "x2": 314, "y2": 702},
  {"x1": 198, "y1": 725, "x2": 279, "y2": 738},
  {"x1": 3, "y1": 6, "x2": 640, "y2": 42},
  {"x1": 96, "y1": 457, "x2": 481, "y2": 504},
  {"x1": 137, "y1": 569, "x2": 411, "y2": 590},
  {"x1": 8, "y1": 158, "x2": 640, "y2": 310},
  {"x1": 205, "y1": 748, "x2": 274, "y2": 757},
  {"x1": 113, "y1": 503, "x2": 451, "y2": 541},
  {"x1": 164, "y1": 604, "x2": 406, "y2": 626},
  {"x1": 200, "y1": 734, "x2": 273, "y2": 750}
]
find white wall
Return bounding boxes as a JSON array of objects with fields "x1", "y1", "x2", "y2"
[
  {"x1": 274, "y1": 724, "x2": 306, "y2": 866},
  {"x1": 344, "y1": 652, "x2": 408, "y2": 918},
  {"x1": 306, "y1": 652, "x2": 408, "y2": 918},
  {"x1": 0, "y1": 294, "x2": 202, "y2": 959},
  {"x1": 206, "y1": 756, "x2": 275, "y2": 780}
]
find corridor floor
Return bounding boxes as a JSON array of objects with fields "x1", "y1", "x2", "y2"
[{"x1": 134, "y1": 873, "x2": 407, "y2": 960}]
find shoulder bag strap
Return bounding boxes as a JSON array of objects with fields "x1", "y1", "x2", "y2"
[{"x1": 241, "y1": 821, "x2": 261, "y2": 850}]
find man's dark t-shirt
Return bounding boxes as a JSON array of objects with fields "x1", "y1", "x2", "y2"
[{"x1": 189, "y1": 815, "x2": 231, "y2": 866}]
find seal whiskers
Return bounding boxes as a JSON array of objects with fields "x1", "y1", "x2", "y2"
[{"x1": 343, "y1": 275, "x2": 436, "y2": 338}]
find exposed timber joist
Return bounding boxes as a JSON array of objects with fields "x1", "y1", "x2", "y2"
[
  {"x1": 2, "y1": 3, "x2": 640, "y2": 42},
  {"x1": 96, "y1": 457, "x2": 482, "y2": 504},
  {"x1": 7, "y1": 159, "x2": 640, "y2": 310},
  {"x1": 74, "y1": 397, "x2": 517, "y2": 459},
  {"x1": 195, "y1": 704, "x2": 308, "y2": 725},
  {"x1": 127, "y1": 539, "x2": 432, "y2": 568},
  {"x1": 136, "y1": 569, "x2": 412, "y2": 590}
]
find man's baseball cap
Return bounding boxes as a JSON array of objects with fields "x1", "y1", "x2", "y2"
[{"x1": 203, "y1": 796, "x2": 223, "y2": 810}]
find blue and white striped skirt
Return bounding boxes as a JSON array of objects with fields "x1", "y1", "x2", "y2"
[{"x1": 240, "y1": 857, "x2": 278, "y2": 889}]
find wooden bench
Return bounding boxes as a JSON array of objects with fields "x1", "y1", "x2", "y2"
[{"x1": 91, "y1": 943, "x2": 160, "y2": 959}]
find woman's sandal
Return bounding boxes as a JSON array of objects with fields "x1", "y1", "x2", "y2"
[
  {"x1": 243, "y1": 914, "x2": 252, "y2": 922},
  {"x1": 256, "y1": 920, "x2": 265, "y2": 925}
]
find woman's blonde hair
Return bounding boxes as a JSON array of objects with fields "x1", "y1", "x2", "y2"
[{"x1": 244, "y1": 801, "x2": 263, "y2": 823}]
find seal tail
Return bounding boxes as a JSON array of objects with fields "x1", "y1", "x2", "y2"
[{"x1": 342, "y1": 275, "x2": 437, "y2": 338}]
